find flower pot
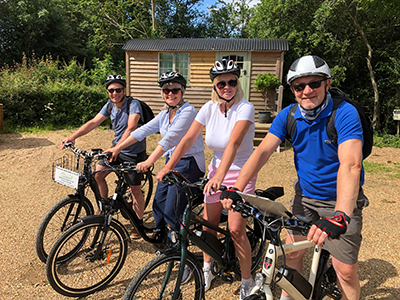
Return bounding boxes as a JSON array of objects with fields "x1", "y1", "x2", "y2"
[{"x1": 258, "y1": 111, "x2": 272, "y2": 123}]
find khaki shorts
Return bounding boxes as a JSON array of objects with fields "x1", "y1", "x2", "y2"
[{"x1": 289, "y1": 180, "x2": 369, "y2": 265}]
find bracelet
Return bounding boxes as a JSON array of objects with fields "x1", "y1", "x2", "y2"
[
  {"x1": 229, "y1": 187, "x2": 240, "y2": 191},
  {"x1": 333, "y1": 210, "x2": 351, "y2": 224}
]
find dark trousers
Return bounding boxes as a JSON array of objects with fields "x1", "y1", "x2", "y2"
[{"x1": 153, "y1": 156, "x2": 204, "y2": 231}]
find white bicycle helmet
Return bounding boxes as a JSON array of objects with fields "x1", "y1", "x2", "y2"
[
  {"x1": 209, "y1": 59, "x2": 241, "y2": 82},
  {"x1": 158, "y1": 71, "x2": 187, "y2": 88},
  {"x1": 287, "y1": 55, "x2": 331, "y2": 84},
  {"x1": 104, "y1": 74, "x2": 126, "y2": 89}
]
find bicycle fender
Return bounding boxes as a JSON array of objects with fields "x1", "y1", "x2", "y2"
[{"x1": 75, "y1": 215, "x2": 130, "y2": 241}]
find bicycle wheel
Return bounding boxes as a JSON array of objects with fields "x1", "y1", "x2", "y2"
[
  {"x1": 142, "y1": 169, "x2": 154, "y2": 209},
  {"x1": 246, "y1": 216, "x2": 266, "y2": 273},
  {"x1": 46, "y1": 215, "x2": 128, "y2": 297},
  {"x1": 123, "y1": 249, "x2": 203, "y2": 300},
  {"x1": 35, "y1": 196, "x2": 94, "y2": 263}
]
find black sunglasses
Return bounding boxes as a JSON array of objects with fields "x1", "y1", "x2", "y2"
[
  {"x1": 107, "y1": 88, "x2": 123, "y2": 94},
  {"x1": 163, "y1": 88, "x2": 180, "y2": 95},
  {"x1": 216, "y1": 79, "x2": 238, "y2": 89},
  {"x1": 291, "y1": 79, "x2": 327, "y2": 92}
]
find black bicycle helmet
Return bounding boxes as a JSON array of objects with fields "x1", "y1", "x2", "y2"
[
  {"x1": 209, "y1": 59, "x2": 241, "y2": 82},
  {"x1": 158, "y1": 71, "x2": 187, "y2": 88},
  {"x1": 104, "y1": 74, "x2": 126, "y2": 89},
  {"x1": 287, "y1": 55, "x2": 331, "y2": 84}
]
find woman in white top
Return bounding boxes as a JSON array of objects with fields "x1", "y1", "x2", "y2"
[
  {"x1": 157, "y1": 59, "x2": 257, "y2": 300},
  {"x1": 105, "y1": 72, "x2": 205, "y2": 238}
]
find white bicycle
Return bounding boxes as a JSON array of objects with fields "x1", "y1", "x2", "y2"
[{"x1": 236, "y1": 192, "x2": 342, "y2": 300}]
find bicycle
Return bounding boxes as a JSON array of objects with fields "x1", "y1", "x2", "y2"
[
  {"x1": 123, "y1": 171, "x2": 274, "y2": 300},
  {"x1": 35, "y1": 142, "x2": 153, "y2": 263},
  {"x1": 44, "y1": 164, "x2": 210, "y2": 297},
  {"x1": 234, "y1": 191, "x2": 342, "y2": 300}
]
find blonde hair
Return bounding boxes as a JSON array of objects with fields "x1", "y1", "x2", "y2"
[{"x1": 211, "y1": 75, "x2": 244, "y2": 104}]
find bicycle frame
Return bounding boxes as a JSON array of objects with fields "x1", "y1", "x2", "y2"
[{"x1": 256, "y1": 239, "x2": 321, "y2": 300}]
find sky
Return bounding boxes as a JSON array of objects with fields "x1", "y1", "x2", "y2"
[{"x1": 200, "y1": 0, "x2": 260, "y2": 12}]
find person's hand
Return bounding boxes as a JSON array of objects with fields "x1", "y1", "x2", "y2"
[
  {"x1": 136, "y1": 160, "x2": 152, "y2": 172},
  {"x1": 156, "y1": 168, "x2": 171, "y2": 182},
  {"x1": 61, "y1": 137, "x2": 74, "y2": 149},
  {"x1": 104, "y1": 147, "x2": 120, "y2": 162},
  {"x1": 307, "y1": 213, "x2": 349, "y2": 246},
  {"x1": 203, "y1": 176, "x2": 223, "y2": 195},
  {"x1": 219, "y1": 187, "x2": 242, "y2": 210}
]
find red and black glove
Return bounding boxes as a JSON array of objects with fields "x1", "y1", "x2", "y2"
[
  {"x1": 220, "y1": 187, "x2": 242, "y2": 205},
  {"x1": 313, "y1": 211, "x2": 350, "y2": 239}
]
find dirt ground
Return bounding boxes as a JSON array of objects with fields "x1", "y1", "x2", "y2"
[{"x1": 0, "y1": 128, "x2": 399, "y2": 300}]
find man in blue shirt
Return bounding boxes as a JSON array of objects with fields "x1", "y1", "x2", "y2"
[
  {"x1": 221, "y1": 55, "x2": 368, "y2": 300},
  {"x1": 62, "y1": 75, "x2": 146, "y2": 238}
]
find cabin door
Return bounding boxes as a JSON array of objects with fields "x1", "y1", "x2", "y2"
[{"x1": 216, "y1": 52, "x2": 251, "y2": 101}]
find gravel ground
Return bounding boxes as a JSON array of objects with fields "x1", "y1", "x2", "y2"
[{"x1": 0, "y1": 128, "x2": 399, "y2": 300}]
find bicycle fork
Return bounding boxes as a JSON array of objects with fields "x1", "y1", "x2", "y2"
[{"x1": 86, "y1": 215, "x2": 114, "y2": 262}]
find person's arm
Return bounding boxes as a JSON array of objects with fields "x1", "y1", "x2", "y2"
[
  {"x1": 137, "y1": 144, "x2": 165, "y2": 172},
  {"x1": 104, "y1": 134, "x2": 139, "y2": 161},
  {"x1": 307, "y1": 138, "x2": 362, "y2": 246},
  {"x1": 219, "y1": 133, "x2": 282, "y2": 208},
  {"x1": 61, "y1": 113, "x2": 107, "y2": 148},
  {"x1": 156, "y1": 120, "x2": 204, "y2": 182}
]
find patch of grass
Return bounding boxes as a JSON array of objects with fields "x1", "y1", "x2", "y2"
[
  {"x1": 382, "y1": 199, "x2": 396, "y2": 204},
  {"x1": 363, "y1": 160, "x2": 400, "y2": 179},
  {"x1": 373, "y1": 133, "x2": 400, "y2": 148}
]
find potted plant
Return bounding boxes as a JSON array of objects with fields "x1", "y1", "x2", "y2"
[{"x1": 254, "y1": 73, "x2": 281, "y2": 123}]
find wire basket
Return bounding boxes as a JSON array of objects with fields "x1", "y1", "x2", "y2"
[{"x1": 52, "y1": 152, "x2": 84, "y2": 182}]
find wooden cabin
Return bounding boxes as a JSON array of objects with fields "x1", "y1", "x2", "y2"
[{"x1": 122, "y1": 38, "x2": 289, "y2": 122}]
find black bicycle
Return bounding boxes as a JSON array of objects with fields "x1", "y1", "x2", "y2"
[
  {"x1": 123, "y1": 171, "x2": 275, "y2": 300},
  {"x1": 35, "y1": 142, "x2": 153, "y2": 263}
]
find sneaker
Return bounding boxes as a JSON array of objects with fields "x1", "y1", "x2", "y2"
[
  {"x1": 181, "y1": 265, "x2": 192, "y2": 284},
  {"x1": 240, "y1": 278, "x2": 255, "y2": 300},
  {"x1": 203, "y1": 268, "x2": 215, "y2": 292},
  {"x1": 130, "y1": 227, "x2": 141, "y2": 239}
]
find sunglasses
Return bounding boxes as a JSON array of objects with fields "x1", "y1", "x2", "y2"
[
  {"x1": 216, "y1": 79, "x2": 238, "y2": 89},
  {"x1": 163, "y1": 88, "x2": 180, "y2": 95},
  {"x1": 107, "y1": 88, "x2": 123, "y2": 94},
  {"x1": 291, "y1": 79, "x2": 327, "y2": 92}
]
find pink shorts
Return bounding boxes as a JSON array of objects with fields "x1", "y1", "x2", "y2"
[{"x1": 204, "y1": 163, "x2": 257, "y2": 204}]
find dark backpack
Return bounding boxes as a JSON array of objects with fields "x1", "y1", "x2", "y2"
[
  {"x1": 107, "y1": 96, "x2": 155, "y2": 125},
  {"x1": 286, "y1": 87, "x2": 373, "y2": 159}
]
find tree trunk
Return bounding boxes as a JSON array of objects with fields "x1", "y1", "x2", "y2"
[
  {"x1": 151, "y1": 0, "x2": 156, "y2": 31},
  {"x1": 346, "y1": 5, "x2": 379, "y2": 130}
]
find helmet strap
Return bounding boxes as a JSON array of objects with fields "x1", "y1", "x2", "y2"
[
  {"x1": 213, "y1": 86, "x2": 236, "y2": 117},
  {"x1": 165, "y1": 98, "x2": 185, "y2": 112}
]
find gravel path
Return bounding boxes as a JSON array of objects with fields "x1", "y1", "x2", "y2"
[{"x1": 0, "y1": 128, "x2": 399, "y2": 299}]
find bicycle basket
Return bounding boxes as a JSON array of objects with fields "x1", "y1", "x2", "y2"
[{"x1": 52, "y1": 153, "x2": 84, "y2": 188}]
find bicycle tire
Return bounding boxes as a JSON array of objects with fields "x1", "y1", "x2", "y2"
[
  {"x1": 35, "y1": 196, "x2": 94, "y2": 263},
  {"x1": 142, "y1": 169, "x2": 154, "y2": 209},
  {"x1": 46, "y1": 215, "x2": 128, "y2": 297},
  {"x1": 123, "y1": 249, "x2": 203, "y2": 300}
]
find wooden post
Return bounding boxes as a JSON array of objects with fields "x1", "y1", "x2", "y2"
[{"x1": 0, "y1": 104, "x2": 3, "y2": 131}]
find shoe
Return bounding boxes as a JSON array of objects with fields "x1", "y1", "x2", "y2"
[
  {"x1": 203, "y1": 268, "x2": 215, "y2": 292},
  {"x1": 240, "y1": 278, "x2": 255, "y2": 300},
  {"x1": 130, "y1": 227, "x2": 141, "y2": 239},
  {"x1": 181, "y1": 264, "x2": 192, "y2": 284}
]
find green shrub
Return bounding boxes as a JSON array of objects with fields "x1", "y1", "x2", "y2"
[{"x1": 0, "y1": 54, "x2": 120, "y2": 130}]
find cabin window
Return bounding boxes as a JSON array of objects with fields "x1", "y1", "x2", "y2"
[{"x1": 159, "y1": 53, "x2": 190, "y2": 85}]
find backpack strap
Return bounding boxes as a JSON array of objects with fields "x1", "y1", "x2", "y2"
[{"x1": 286, "y1": 104, "x2": 299, "y2": 142}]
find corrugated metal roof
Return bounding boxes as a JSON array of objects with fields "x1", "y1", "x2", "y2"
[{"x1": 123, "y1": 38, "x2": 289, "y2": 52}]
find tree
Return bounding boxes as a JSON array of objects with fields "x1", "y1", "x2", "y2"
[
  {"x1": 155, "y1": 0, "x2": 207, "y2": 37},
  {"x1": 249, "y1": 0, "x2": 400, "y2": 132},
  {"x1": 205, "y1": 0, "x2": 255, "y2": 38}
]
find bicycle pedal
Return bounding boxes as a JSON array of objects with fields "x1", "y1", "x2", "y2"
[
  {"x1": 321, "y1": 282, "x2": 342, "y2": 299},
  {"x1": 221, "y1": 272, "x2": 233, "y2": 284}
]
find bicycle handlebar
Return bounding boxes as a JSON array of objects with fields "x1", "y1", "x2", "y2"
[
  {"x1": 162, "y1": 171, "x2": 227, "y2": 192},
  {"x1": 62, "y1": 142, "x2": 110, "y2": 160}
]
